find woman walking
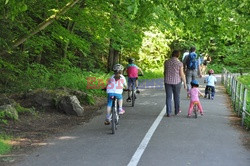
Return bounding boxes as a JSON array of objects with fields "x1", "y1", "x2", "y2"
[{"x1": 164, "y1": 50, "x2": 187, "y2": 116}]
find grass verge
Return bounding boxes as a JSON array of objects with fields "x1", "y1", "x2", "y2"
[{"x1": 0, "y1": 134, "x2": 12, "y2": 155}]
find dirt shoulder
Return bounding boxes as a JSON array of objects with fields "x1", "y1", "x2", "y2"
[
  {"x1": 0, "y1": 96, "x2": 106, "y2": 165},
  {"x1": 224, "y1": 91, "x2": 250, "y2": 150}
]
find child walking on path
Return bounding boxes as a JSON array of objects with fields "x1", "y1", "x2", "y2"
[
  {"x1": 204, "y1": 69, "x2": 217, "y2": 99},
  {"x1": 187, "y1": 80, "x2": 204, "y2": 117}
]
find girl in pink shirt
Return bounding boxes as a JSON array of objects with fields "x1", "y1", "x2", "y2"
[{"x1": 187, "y1": 80, "x2": 204, "y2": 117}]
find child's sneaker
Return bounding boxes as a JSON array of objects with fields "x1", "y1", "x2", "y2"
[
  {"x1": 187, "y1": 114, "x2": 191, "y2": 118},
  {"x1": 119, "y1": 108, "x2": 125, "y2": 115},
  {"x1": 201, "y1": 113, "x2": 204, "y2": 116},
  {"x1": 104, "y1": 120, "x2": 110, "y2": 125},
  {"x1": 104, "y1": 115, "x2": 111, "y2": 125}
]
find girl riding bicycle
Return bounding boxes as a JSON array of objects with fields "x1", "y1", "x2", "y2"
[
  {"x1": 105, "y1": 64, "x2": 127, "y2": 125},
  {"x1": 187, "y1": 80, "x2": 204, "y2": 117}
]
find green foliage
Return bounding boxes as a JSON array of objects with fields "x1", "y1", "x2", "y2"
[
  {"x1": 137, "y1": 28, "x2": 171, "y2": 70},
  {"x1": 0, "y1": 0, "x2": 249, "y2": 107},
  {"x1": 0, "y1": 103, "x2": 35, "y2": 124},
  {"x1": 238, "y1": 75, "x2": 250, "y2": 87},
  {"x1": 0, "y1": 133, "x2": 12, "y2": 155},
  {"x1": 0, "y1": 111, "x2": 15, "y2": 124},
  {"x1": 207, "y1": 63, "x2": 225, "y2": 74},
  {"x1": 0, "y1": 113, "x2": 8, "y2": 124},
  {"x1": 237, "y1": 75, "x2": 250, "y2": 129},
  {"x1": 0, "y1": 139, "x2": 11, "y2": 155},
  {"x1": 14, "y1": 103, "x2": 36, "y2": 115},
  {"x1": 12, "y1": 63, "x2": 53, "y2": 92},
  {"x1": 142, "y1": 68, "x2": 163, "y2": 80},
  {"x1": 86, "y1": 94, "x2": 95, "y2": 105}
]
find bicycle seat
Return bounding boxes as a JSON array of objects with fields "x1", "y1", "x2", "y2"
[{"x1": 193, "y1": 101, "x2": 199, "y2": 105}]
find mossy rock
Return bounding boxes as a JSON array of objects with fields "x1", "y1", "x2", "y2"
[{"x1": 0, "y1": 105, "x2": 18, "y2": 121}]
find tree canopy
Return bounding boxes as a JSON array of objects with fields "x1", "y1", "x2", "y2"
[{"x1": 0, "y1": 0, "x2": 249, "y2": 92}]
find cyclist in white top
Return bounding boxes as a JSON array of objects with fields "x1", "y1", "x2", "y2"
[
  {"x1": 204, "y1": 69, "x2": 217, "y2": 99},
  {"x1": 105, "y1": 64, "x2": 127, "y2": 125}
]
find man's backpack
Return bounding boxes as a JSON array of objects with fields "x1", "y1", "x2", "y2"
[{"x1": 187, "y1": 53, "x2": 197, "y2": 70}]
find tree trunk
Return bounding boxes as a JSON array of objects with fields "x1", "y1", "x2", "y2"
[
  {"x1": 113, "y1": 49, "x2": 120, "y2": 65},
  {"x1": 63, "y1": 21, "x2": 75, "y2": 59},
  {"x1": 108, "y1": 39, "x2": 120, "y2": 72},
  {"x1": 108, "y1": 39, "x2": 114, "y2": 72},
  {"x1": 0, "y1": 0, "x2": 82, "y2": 56}
]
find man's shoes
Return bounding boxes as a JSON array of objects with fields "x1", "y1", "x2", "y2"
[
  {"x1": 204, "y1": 95, "x2": 207, "y2": 98},
  {"x1": 126, "y1": 97, "x2": 131, "y2": 102},
  {"x1": 136, "y1": 89, "x2": 140, "y2": 94}
]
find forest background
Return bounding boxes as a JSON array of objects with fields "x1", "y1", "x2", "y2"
[{"x1": 0, "y1": 0, "x2": 249, "y2": 154}]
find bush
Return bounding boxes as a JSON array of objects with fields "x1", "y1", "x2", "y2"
[
  {"x1": 142, "y1": 68, "x2": 163, "y2": 79},
  {"x1": 0, "y1": 134, "x2": 11, "y2": 155}
]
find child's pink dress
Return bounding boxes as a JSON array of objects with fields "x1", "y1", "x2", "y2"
[{"x1": 188, "y1": 87, "x2": 203, "y2": 115}]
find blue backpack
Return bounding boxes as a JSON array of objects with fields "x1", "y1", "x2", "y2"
[{"x1": 187, "y1": 53, "x2": 198, "y2": 70}]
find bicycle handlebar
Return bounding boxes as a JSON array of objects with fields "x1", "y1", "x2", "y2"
[
  {"x1": 123, "y1": 74, "x2": 143, "y2": 77},
  {"x1": 102, "y1": 88, "x2": 129, "y2": 92}
]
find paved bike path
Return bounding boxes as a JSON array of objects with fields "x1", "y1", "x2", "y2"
[
  {"x1": 138, "y1": 76, "x2": 250, "y2": 166},
  {"x1": 14, "y1": 75, "x2": 250, "y2": 166}
]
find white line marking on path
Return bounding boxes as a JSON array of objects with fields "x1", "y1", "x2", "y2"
[{"x1": 127, "y1": 106, "x2": 166, "y2": 166}]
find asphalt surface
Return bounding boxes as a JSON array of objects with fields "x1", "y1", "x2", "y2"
[{"x1": 14, "y1": 75, "x2": 250, "y2": 166}]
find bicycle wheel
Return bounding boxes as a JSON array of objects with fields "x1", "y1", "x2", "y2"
[
  {"x1": 111, "y1": 106, "x2": 116, "y2": 134},
  {"x1": 115, "y1": 104, "x2": 119, "y2": 126},
  {"x1": 208, "y1": 88, "x2": 211, "y2": 99},
  {"x1": 194, "y1": 104, "x2": 198, "y2": 118},
  {"x1": 132, "y1": 88, "x2": 135, "y2": 107}
]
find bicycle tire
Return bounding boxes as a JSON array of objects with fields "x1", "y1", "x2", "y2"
[
  {"x1": 115, "y1": 104, "x2": 119, "y2": 126},
  {"x1": 194, "y1": 104, "x2": 198, "y2": 118},
  {"x1": 111, "y1": 106, "x2": 116, "y2": 134},
  {"x1": 132, "y1": 88, "x2": 135, "y2": 107}
]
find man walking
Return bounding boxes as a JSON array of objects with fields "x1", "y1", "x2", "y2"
[{"x1": 183, "y1": 46, "x2": 202, "y2": 94}]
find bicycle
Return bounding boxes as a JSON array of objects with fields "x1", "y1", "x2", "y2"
[
  {"x1": 130, "y1": 77, "x2": 136, "y2": 107},
  {"x1": 204, "y1": 81, "x2": 216, "y2": 100},
  {"x1": 102, "y1": 88, "x2": 121, "y2": 134},
  {"x1": 207, "y1": 87, "x2": 212, "y2": 99},
  {"x1": 125, "y1": 74, "x2": 143, "y2": 107}
]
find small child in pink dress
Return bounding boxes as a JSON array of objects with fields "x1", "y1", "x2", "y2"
[{"x1": 187, "y1": 80, "x2": 204, "y2": 117}]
